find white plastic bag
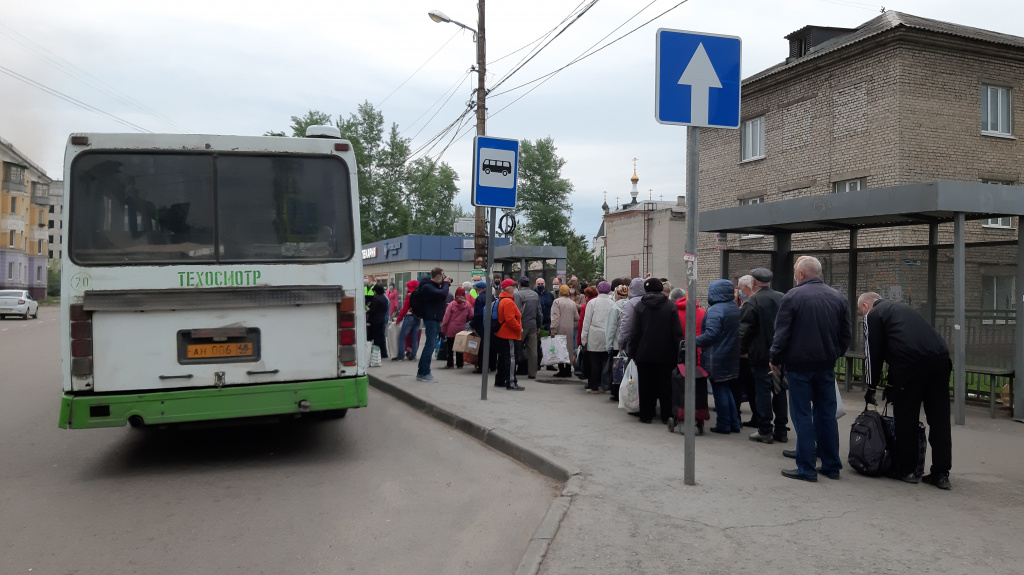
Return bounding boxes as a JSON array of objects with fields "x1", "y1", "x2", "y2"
[
  {"x1": 541, "y1": 335, "x2": 569, "y2": 366},
  {"x1": 369, "y1": 344, "x2": 382, "y2": 367},
  {"x1": 618, "y1": 359, "x2": 640, "y2": 413},
  {"x1": 385, "y1": 320, "x2": 398, "y2": 358},
  {"x1": 835, "y1": 380, "x2": 846, "y2": 419}
]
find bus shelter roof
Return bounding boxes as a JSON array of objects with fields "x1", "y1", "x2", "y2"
[{"x1": 699, "y1": 181, "x2": 1024, "y2": 235}]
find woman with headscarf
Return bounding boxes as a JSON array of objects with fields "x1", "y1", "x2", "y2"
[
  {"x1": 695, "y1": 279, "x2": 741, "y2": 434},
  {"x1": 461, "y1": 281, "x2": 476, "y2": 307},
  {"x1": 549, "y1": 284, "x2": 579, "y2": 378},
  {"x1": 440, "y1": 287, "x2": 474, "y2": 369},
  {"x1": 671, "y1": 286, "x2": 710, "y2": 433},
  {"x1": 627, "y1": 278, "x2": 684, "y2": 424},
  {"x1": 575, "y1": 285, "x2": 599, "y2": 379},
  {"x1": 581, "y1": 281, "x2": 614, "y2": 393},
  {"x1": 605, "y1": 283, "x2": 631, "y2": 401}
]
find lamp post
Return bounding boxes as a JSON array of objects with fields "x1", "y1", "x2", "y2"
[{"x1": 429, "y1": 3, "x2": 487, "y2": 270}]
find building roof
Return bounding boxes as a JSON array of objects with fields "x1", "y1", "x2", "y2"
[
  {"x1": 0, "y1": 135, "x2": 50, "y2": 181},
  {"x1": 747, "y1": 11, "x2": 1024, "y2": 84},
  {"x1": 594, "y1": 220, "x2": 605, "y2": 239},
  {"x1": 699, "y1": 181, "x2": 1024, "y2": 236}
]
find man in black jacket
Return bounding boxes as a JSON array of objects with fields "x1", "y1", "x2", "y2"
[
  {"x1": 627, "y1": 278, "x2": 684, "y2": 424},
  {"x1": 770, "y1": 256, "x2": 851, "y2": 482},
  {"x1": 739, "y1": 268, "x2": 788, "y2": 444},
  {"x1": 416, "y1": 267, "x2": 452, "y2": 382},
  {"x1": 858, "y1": 292, "x2": 953, "y2": 489},
  {"x1": 367, "y1": 284, "x2": 390, "y2": 361}
]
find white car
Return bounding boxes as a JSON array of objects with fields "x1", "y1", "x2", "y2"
[{"x1": 0, "y1": 290, "x2": 39, "y2": 320}]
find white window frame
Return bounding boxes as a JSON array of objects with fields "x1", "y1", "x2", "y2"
[
  {"x1": 37, "y1": 265, "x2": 43, "y2": 282},
  {"x1": 981, "y1": 85, "x2": 1012, "y2": 137},
  {"x1": 981, "y1": 180, "x2": 1016, "y2": 228},
  {"x1": 741, "y1": 116, "x2": 765, "y2": 162},
  {"x1": 739, "y1": 196, "x2": 764, "y2": 239},
  {"x1": 981, "y1": 275, "x2": 1016, "y2": 324},
  {"x1": 834, "y1": 178, "x2": 866, "y2": 193},
  {"x1": 6, "y1": 263, "x2": 11, "y2": 280},
  {"x1": 8, "y1": 230, "x2": 14, "y2": 248}
]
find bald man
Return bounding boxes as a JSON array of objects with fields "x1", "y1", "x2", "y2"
[
  {"x1": 858, "y1": 292, "x2": 952, "y2": 490},
  {"x1": 769, "y1": 256, "x2": 851, "y2": 482}
]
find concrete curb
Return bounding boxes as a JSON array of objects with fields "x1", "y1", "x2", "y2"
[{"x1": 367, "y1": 373, "x2": 581, "y2": 575}]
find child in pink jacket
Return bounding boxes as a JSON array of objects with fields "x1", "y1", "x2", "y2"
[{"x1": 440, "y1": 287, "x2": 474, "y2": 369}]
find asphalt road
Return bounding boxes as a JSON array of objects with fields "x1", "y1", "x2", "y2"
[{"x1": 0, "y1": 311, "x2": 558, "y2": 575}]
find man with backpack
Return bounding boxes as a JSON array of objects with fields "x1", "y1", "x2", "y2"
[
  {"x1": 413, "y1": 267, "x2": 452, "y2": 382},
  {"x1": 859, "y1": 292, "x2": 953, "y2": 490}
]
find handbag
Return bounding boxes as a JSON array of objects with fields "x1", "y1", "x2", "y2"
[{"x1": 574, "y1": 345, "x2": 586, "y2": 377}]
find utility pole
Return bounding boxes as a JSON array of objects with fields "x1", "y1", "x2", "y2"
[{"x1": 474, "y1": 0, "x2": 487, "y2": 269}]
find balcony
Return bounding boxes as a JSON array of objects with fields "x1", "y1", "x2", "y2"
[{"x1": 1, "y1": 179, "x2": 26, "y2": 193}]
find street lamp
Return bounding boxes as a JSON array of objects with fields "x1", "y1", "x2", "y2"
[{"x1": 429, "y1": 3, "x2": 487, "y2": 270}]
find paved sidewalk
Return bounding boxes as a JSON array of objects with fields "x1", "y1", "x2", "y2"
[{"x1": 374, "y1": 356, "x2": 1024, "y2": 575}]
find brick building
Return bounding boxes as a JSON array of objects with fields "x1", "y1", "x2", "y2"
[
  {"x1": 1, "y1": 136, "x2": 51, "y2": 299},
  {"x1": 696, "y1": 12, "x2": 1023, "y2": 307},
  {"x1": 602, "y1": 170, "x2": 687, "y2": 285}
]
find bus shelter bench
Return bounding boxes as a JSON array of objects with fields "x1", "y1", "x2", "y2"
[{"x1": 962, "y1": 365, "x2": 1014, "y2": 419}]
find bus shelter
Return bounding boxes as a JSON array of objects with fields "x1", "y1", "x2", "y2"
[{"x1": 699, "y1": 181, "x2": 1024, "y2": 424}]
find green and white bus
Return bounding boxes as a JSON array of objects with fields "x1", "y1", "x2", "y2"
[{"x1": 57, "y1": 128, "x2": 368, "y2": 429}]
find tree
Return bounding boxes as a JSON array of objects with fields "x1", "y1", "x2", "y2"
[
  {"x1": 406, "y1": 157, "x2": 461, "y2": 236},
  {"x1": 565, "y1": 231, "x2": 601, "y2": 283},
  {"x1": 290, "y1": 110, "x2": 333, "y2": 137},
  {"x1": 515, "y1": 137, "x2": 574, "y2": 246},
  {"x1": 513, "y1": 137, "x2": 597, "y2": 281}
]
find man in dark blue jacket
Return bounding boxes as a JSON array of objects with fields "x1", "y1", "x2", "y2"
[
  {"x1": 770, "y1": 256, "x2": 851, "y2": 482},
  {"x1": 696, "y1": 279, "x2": 741, "y2": 434},
  {"x1": 416, "y1": 267, "x2": 452, "y2": 382}
]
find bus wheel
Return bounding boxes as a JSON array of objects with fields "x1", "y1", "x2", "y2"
[{"x1": 321, "y1": 409, "x2": 348, "y2": 419}]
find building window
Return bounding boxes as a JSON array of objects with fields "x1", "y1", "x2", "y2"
[
  {"x1": 982, "y1": 85, "x2": 1012, "y2": 136},
  {"x1": 982, "y1": 275, "x2": 1016, "y2": 324},
  {"x1": 6, "y1": 263, "x2": 11, "y2": 280},
  {"x1": 3, "y1": 163, "x2": 25, "y2": 183},
  {"x1": 8, "y1": 230, "x2": 14, "y2": 248},
  {"x1": 48, "y1": 205, "x2": 55, "y2": 214},
  {"x1": 39, "y1": 209, "x2": 45, "y2": 223},
  {"x1": 48, "y1": 220, "x2": 54, "y2": 229},
  {"x1": 37, "y1": 239, "x2": 43, "y2": 254},
  {"x1": 982, "y1": 180, "x2": 1015, "y2": 228},
  {"x1": 9, "y1": 197, "x2": 15, "y2": 213},
  {"x1": 741, "y1": 116, "x2": 765, "y2": 161},
  {"x1": 834, "y1": 178, "x2": 866, "y2": 193},
  {"x1": 37, "y1": 265, "x2": 43, "y2": 282},
  {"x1": 740, "y1": 197, "x2": 764, "y2": 239}
]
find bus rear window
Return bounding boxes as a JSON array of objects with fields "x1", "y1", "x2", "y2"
[{"x1": 70, "y1": 152, "x2": 354, "y2": 265}]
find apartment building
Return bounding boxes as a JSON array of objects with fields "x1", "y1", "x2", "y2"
[
  {"x1": 48, "y1": 180, "x2": 64, "y2": 261},
  {"x1": 697, "y1": 11, "x2": 1023, "y2": 309},
  {"x1": 1, "y1": 136, "x2": 51, "y2": 299}
]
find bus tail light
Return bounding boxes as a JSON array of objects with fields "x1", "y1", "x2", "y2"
[
  {"x1": 338, "y1": 296, "x2": 358, "y2": 367},
  {"x1": 70, "y1": 304, "x2": 93, "y2": 376}
]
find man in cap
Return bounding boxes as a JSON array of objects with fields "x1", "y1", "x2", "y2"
[
  {"x1": 515, "y1": 276, "x2": 543, "y2": 379},
  {"x1": 739, "y1": 268, "x2": 789, "y2": 444},
  {"x1": 496, "y1": 279, "x2": 525, "y2": 390}
]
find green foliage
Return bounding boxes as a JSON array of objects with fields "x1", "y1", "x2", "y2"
[
  {"x1": 515, "y1": 138, "x2": 574, "y2": 246},
  {"x1": 291, "y1": 110, "x2": 333, "y2": 137},
  {"x1": 47, "y1": 259, "x2": 60, "y2": 297},
  {"x1": 565, "y1": 230, "x2": 601, "y2": 283},
  {"x1": 513, "y1": 137, "x2": 598, "y2": 281}
]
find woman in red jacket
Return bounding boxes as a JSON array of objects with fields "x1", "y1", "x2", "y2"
[{"x1": 440, "y1": 287, "x2": 474, "y2": 369}]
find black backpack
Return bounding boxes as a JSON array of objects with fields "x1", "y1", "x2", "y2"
[
  {"x1": 848, "y1": 406, "x2": 892, "y2": 476},
  {"x1": 409, "y1": 285, "x2": 426, "y2": 318}
]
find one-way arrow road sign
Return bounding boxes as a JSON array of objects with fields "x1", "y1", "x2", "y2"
[{"x1": 656, "y1": 29, "x2": 741, "y2": 128}]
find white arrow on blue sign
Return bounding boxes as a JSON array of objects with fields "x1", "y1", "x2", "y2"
[
  {"x1": 472, "y1": 135, "x2": 519, "y2": 209},
  {"x1": 655, "y1": 29, "x2": 741, "y2": 129}
]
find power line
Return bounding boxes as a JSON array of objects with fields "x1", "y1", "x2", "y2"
[
  {"x1": 489, "y1": 0, "x2": 691, "y2": 111},
  {"x1": 404, "y1": 71, "x2": 474, "y2": 143},
  {"x1": 377, "y1": 29, "x2": 462, "y2": 108},
  {"x1": 0, "y1": 64, "x2": 152, "y2": 132},
  {"x1": 401, "y1": 69, "x2": 472, "y2": 138},
  {"x1": 0, "y1": 22, "x2": 189, "y2": 133},
  {"x1": 489, "y1": 0, "x2": 589, "y2": 64},
  {"x1": 488, "y1": 0, "x2": 602, "y2": 94}
]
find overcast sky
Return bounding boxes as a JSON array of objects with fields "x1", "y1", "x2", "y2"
[{"x1": 3, "y1": 0, "x2": 1021, "y2": 242}]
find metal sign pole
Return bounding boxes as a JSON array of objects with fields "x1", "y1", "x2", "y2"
[
  {"x1": 480, "y1": 206, "x2": 497, "y2": 400},
  {"x1": 684, "y1": 126, "x2": 700, "y2": 486}
]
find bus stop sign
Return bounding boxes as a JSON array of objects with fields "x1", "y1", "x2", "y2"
[{"x1": 472, "y1": 135, "x2": 519, "y2": 209}]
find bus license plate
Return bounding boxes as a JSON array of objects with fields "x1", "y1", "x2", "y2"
[{"x1": 186, "y1": 342, "x2": 255, "y2": 359}]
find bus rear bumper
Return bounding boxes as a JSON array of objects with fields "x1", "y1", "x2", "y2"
[{"x1": 58, "y1": 377, "x2": 369, "y2": 429}]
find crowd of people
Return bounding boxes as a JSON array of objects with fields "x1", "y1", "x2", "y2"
[{"x1": 367, "y1": 254, "x2": 954, "y2": 489}]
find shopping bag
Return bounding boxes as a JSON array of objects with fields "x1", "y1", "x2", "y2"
[
  {"x1": 541, "y1": 335, "x2": 569, "y2": 366},
  {"x1": 835, "y1": 380, "x2": 846, "y2": 419},
  {"x1": 618, "y1": 359, "x2": 640, "y2": 413},
  {"x1": 574, "y1": 345, "x2": 586, "y2": 378},
  {"x1": 369, "y1": 344, "x2": 382, "y2": 367},
  {"x1": 385, "y1": 321, "x2": 398, "y2": 358}
]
